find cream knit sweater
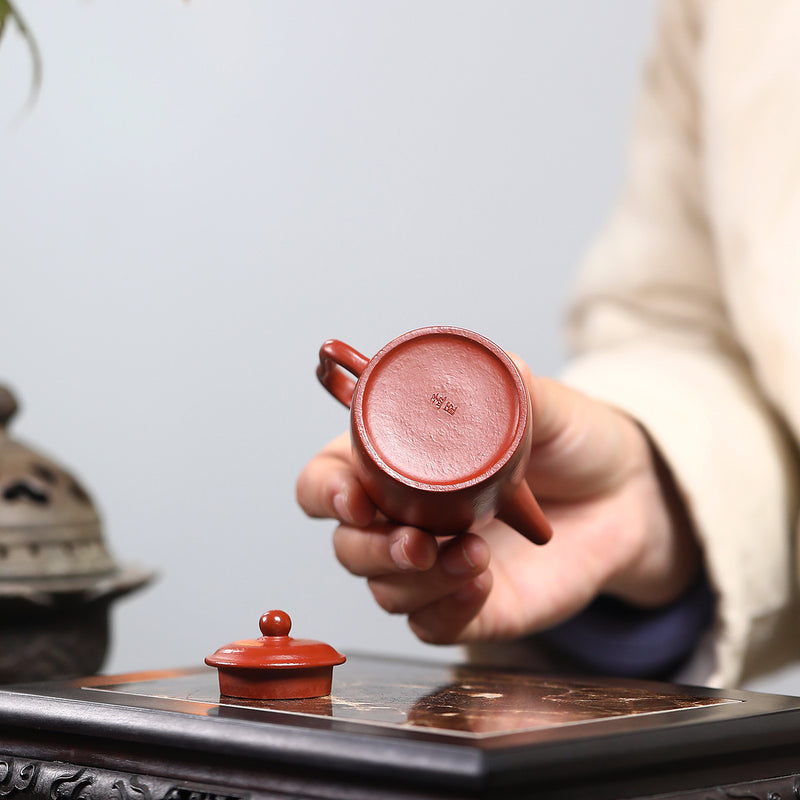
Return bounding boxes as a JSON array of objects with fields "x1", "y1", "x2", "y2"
[{"x1": 562, "y1": 0, "x2": 800, "y2": 687}]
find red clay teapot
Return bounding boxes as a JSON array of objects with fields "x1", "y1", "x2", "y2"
[{"x1": 317, "y1": 326, "x2": 552, "y2": 544}]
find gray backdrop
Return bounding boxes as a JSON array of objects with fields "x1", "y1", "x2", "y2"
[{"x1": 2, "y1": 1, "x2": 795, "y2": 693}]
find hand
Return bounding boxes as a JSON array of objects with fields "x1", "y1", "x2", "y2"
[{"x1": 296, "y1": 357, "x2": 700, "y2": 646}]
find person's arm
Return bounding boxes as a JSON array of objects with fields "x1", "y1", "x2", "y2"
[
  {"x1": 296, "y1": 0, "x2": 799, "y2": 689},
  {"x1": 558, "y1": 0, "x2": 800, "y2": 687}
]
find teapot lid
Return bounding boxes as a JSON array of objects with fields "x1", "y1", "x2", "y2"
[{"x1": 205, "y1": 610, "x2": 346, "y2": 670}]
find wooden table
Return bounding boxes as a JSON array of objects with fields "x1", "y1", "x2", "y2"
[{"x1": 1, "y1": 654, "x2": 800, "y2": 799}]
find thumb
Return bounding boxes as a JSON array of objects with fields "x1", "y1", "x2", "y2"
[
  {"x1": 507, "y1": 353, "x2": 580, "y2": 448},
  {"x1": 508, "y1": 354, "x2": 646, "y2": 498}
]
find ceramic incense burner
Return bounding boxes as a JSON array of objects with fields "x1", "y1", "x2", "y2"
[
  {"x1": 317, "y1": 326, "x2": 552, "y2": 544},
  {"x1": 0, "y1": 384, "x2": 152, "y2": 682}
]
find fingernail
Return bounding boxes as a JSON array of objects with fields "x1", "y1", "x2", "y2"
[
  {"x1": 441, "y1": 539, "x2": 477, "y2": 576},
  {"x1": 390, "y1": 534, "x2": 415, "y2": 570},
  {"x1": 332, "y1": 492, "x2": 355, "y2": 525}
]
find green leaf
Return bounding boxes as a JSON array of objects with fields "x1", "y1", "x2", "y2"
[
  {"x1": 0, "y1": 0, "x2": 43, "y2": 113},
  {"x1": 0, "y1": 2, "x2": 11, "y2": 43}
]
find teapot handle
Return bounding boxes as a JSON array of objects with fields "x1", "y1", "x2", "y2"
[{"x1": 317, "y1": 340, "x2": 370, "y2": 409}]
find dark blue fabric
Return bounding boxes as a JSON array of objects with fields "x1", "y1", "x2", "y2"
[{"x1": 540, "y1": 576, "x2": 715, "y2": 679}]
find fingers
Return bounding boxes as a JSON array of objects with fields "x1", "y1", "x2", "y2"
[
  {"x1": 407, "y1": 571, "x2": 493, "y2": 644},
  {"x1": 298, "y1": 433, "x2": 493, "y2": 645},
  {"x1": 296, "y1": 432, "x2": 377, "y2": 526},
  {"x1": 364, "y1": 532, "x2": 490, "y2": 614},
  {"x1": 333, "y1": 523, "x2": 439, "y2": 575},
  {"x1": 333, "y1": 522, "x2": 492, "y2": 642}
]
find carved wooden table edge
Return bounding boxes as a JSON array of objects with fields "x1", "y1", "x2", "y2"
[
  {"x1": 3, "y1": 750, "x2": 800, "y2": 800},
  {"x1": 0, "y1": 755, "x2": 243, "y2": 800}
]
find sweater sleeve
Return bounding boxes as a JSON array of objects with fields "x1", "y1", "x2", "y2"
[{"x1": 559, "y1": 0, "x2": 800, "y2": 687}]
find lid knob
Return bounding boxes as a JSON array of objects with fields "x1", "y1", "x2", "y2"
[{"x1": 260, "y1": 609, "x2": 292, "y2": 638}]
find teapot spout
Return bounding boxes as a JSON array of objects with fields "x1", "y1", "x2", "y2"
[{"x1": 496, "y1": 481, "x2": 552, "y2": 545}]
